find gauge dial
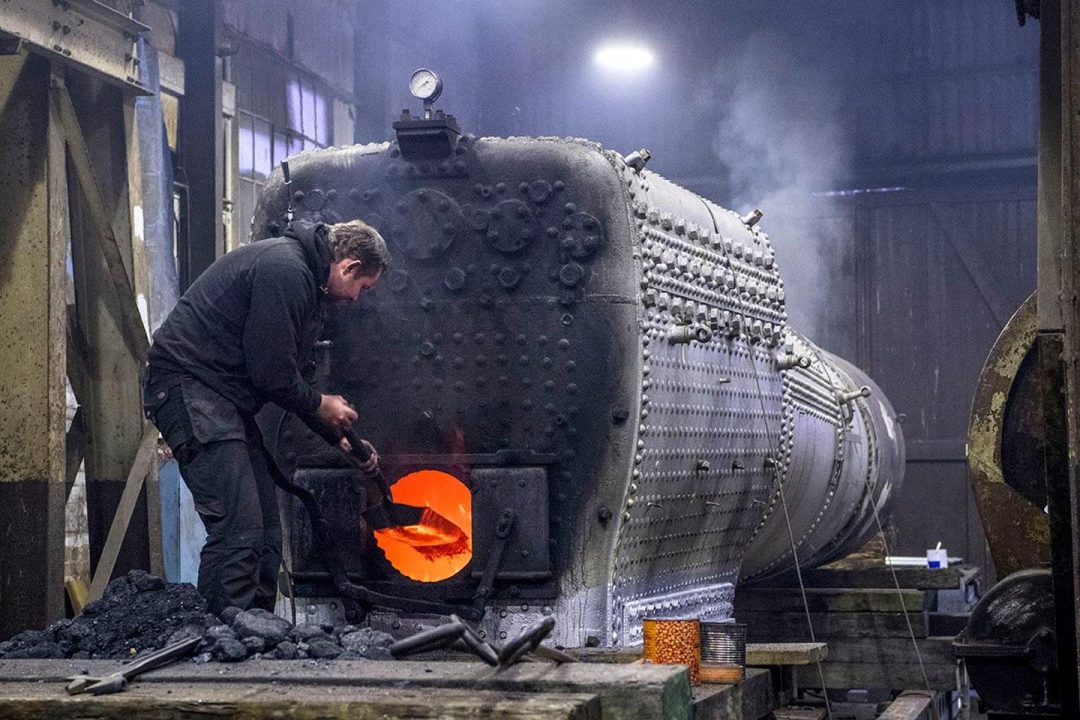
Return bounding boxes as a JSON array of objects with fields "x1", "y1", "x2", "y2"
[{"x1": 409, "y1": 68, "x2": 443, "y2": 103}]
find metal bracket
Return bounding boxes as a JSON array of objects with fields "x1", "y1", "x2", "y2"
[{"x1": 473, "y1": 509, "x2": 515, "y2": 611}]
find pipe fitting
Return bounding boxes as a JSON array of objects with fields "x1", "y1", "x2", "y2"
[
  {"x1": 668, "y1": 323, "x2": 713, "y2": 345},
  {"x1": 837, "y1": 386, "x2": 871, "y2": 404},
  {"x1": 776, "y1": 353, "x2": 812, "y2": 370}
]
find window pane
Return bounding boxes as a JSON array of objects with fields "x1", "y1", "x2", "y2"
[
  {"x1": 238, "y1": 113, "x2": 254, "y2": 177},
  {"x1": 236, "y1": 178, "x2": 257, "y2": 245},
  {"x1": 288, "y1": 134, "x2": 305, "y2": 158},
  {"x1": 302, "y1": 81, "x2": 316, "y2": 141},
  {"x1": 253, "y1": 118, "x2": 272, "y2": 180},
  {"x1": 287, "y1": 76, "x2": 303, "y2": 134},
  {"x1": 273, "y1": 131, "x2": 287, "y2": 166},
  {"x1": 314, "y1": 90, "x2": 328, "y2": 145}
]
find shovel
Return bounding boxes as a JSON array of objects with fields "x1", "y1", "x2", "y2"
[{"x1": 339, "y1": 427, "x2": 426, "y2": 530}]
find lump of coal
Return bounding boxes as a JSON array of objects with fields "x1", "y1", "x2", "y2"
[
  {"x1": 241, "y1": 636, "x2": 266, "y2": 654},
  {"x1": 220, "y1": 606, "x2": 243, "y2": 625},
  {"x1": 3, "y1": 641, "x2": 64, "y2": 659},
  {"x1": 306, "y1": 638, "x2": 343, "y2": 660},
  {"x1": 232, "y1": 608, "x2": 291, "y2": 646},
  {"x1": 273, "y1": 640, "x2": 298, "y2": 660},
  {"x1": 213, "y1": 637, "x2": 248, "y2": 662},
  {"x1": 291, "y1": 624, "x2": 331, "y2": 642},
  {"x1": 0, "y1": 568, "x2": 412, "y2": 665},
  {"x1": 0, "y1": 571, "x2": 210, "y2": 660},
  {"x1": 339, "y1": 628, "x2": 394, "y2": 659},
  {"x1": 201, "y1": 625, "x2": 248, "y2": 662}
]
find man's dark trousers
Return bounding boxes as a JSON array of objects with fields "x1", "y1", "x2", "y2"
[{"x1": 146, "y1": 380, "x2": 281, "y2": 615}]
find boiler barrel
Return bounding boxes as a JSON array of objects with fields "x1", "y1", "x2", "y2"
[{"x1": 253, "y1": 134, "x2": 904, "y2": 647}]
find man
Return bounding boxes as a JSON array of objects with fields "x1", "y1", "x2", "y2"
[{"x1": 144, "y1": 219, "x2": 390, "y2": 614}]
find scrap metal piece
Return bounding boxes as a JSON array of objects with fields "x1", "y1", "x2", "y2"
[
  {"x1": 66, "y1": 636, "x2": 200, "y2": 695},
  {"x1": 966, "y1": 293, "x2": 1052, "y2": 577}
]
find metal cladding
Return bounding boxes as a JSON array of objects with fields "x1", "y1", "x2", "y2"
[{"x1": 252, "y1": 134, "x2": 904, "y2": 648}]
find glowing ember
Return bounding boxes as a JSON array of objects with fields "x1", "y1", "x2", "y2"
[{"x1": 373, "y1": 470, "x2": 472, "y2": 582}]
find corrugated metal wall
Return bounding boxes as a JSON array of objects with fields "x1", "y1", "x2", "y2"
[
  {"x1": 831, "y1": 0, "x2": 1038, "y2": 575},
  {"x1": 849, "y1": 0, "x2": 1038, "y2": 171}
]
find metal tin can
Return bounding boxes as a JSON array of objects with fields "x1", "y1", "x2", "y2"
[
  {"x1": 642, "y1": 618, "x2": 701, "y2": 685},
  {"x1": 698, "y1": 621, "x2": 746, "y2": 684}
]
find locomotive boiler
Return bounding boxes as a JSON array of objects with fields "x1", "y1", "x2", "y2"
[{"x1": 252, "y1": 90, "x2": 904, "y2": 648}]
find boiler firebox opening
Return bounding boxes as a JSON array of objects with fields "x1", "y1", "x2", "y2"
[{"x1": 372, "y1": 470, "x2": 472, "y2": 582}]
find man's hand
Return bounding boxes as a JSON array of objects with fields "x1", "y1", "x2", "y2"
[
  {"x1": 338, "y1": 436, "x2": 380, "y2": 478},
  {"x1": 317, "y1": 394, "x2": 358, "y2": 433}
]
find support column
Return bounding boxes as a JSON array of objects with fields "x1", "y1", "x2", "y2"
[
  {"x1": 1038, "y1": 0, "x2": 1080, "y2": 714},
  {"x1": 0, "y1": 52, "x2": 68, "y2": 638},
  {"x1": 65, "y1": 72, "x2": 151, "y2": 582},
  {"x1": 177, "y1": 0, "x2": 222, "y2": 289}
]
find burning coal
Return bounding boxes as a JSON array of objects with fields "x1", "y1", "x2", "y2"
[{"x1": 373, "y1": 470, "x2": 472, "y2": 582}]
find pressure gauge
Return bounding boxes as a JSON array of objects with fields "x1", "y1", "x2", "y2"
[{"x1": 409, "y1": 68, "x2": 443, "y2": 104}]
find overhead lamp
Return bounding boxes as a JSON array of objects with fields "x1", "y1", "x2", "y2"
[{"x1": 594, "y1": 43, "x2": 655, "y2": 71}]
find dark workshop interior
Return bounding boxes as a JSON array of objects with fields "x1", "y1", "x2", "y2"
[{"x1": 0, "y1": 1, "x2": 1072, "y2": 719}]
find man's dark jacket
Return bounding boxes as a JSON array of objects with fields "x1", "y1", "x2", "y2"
[{"x1": 147, "y1": 221, "x2": 332, "y2": 442}]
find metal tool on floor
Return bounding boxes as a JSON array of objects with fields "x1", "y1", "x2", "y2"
[
  {"x1": 389, "y1": 614, "x2": 576, "y2": 668},
  {"x1": 65, "y1": 636, "x2": 201, "y2": 695}
]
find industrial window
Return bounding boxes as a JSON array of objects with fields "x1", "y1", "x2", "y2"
[{"x1": 231, "y1": 42, "x2": 333, "y2": 246}]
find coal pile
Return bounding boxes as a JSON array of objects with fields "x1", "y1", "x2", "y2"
[{"x1": 0, "y1": 570, "x2": 394, "y2": 663}]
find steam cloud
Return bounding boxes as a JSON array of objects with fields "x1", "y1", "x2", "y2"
[{"x1": 705, "y1": 31, "x2": 853, "y2": 352}]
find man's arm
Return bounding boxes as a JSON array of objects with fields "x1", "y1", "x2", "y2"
[{"x1": 242, "y1": 253, "x2": 358, "y2": 441}]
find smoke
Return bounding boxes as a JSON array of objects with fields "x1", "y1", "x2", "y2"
[{"x1": 705, "y1": 31, "x2": 853, "y2": 352}]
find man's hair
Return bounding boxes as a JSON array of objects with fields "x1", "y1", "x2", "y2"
[{"x1": 326, "y1": 220, "x2": 391, "y2": 274}]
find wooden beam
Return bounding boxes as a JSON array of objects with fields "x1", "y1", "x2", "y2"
[
  {"x1": 745, "y1": 643, "x2": 828, "y2": 667},
  {"x1": 0, "y1": 659, "x2": 691, "y2": 720},
  {"x1": 741, "y1": 611, "x2": 929, "y2": 640},
  {"x1": 65, "y1": 311, "x2": 90, "y2": 405},
  {"x1": 87, "y1": 422, "x2": 158, "y2": 603},
  {"x1": 64, "y1": 407, "x2": 85, "y2": 500},
  {"x1": 878, "y1": 691, "x2": 935, "y2": 720},
  {"x1": 736, "y1": 588, "x2": 926, "y2": 614},
  {"x1": 49, "y1": 75, "x2": 148, "y2": 361},
  {"x1": 0, "y1": 684, "x2": 602, "y2": 720}
]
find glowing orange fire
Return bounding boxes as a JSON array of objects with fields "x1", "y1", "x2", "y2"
[{"x1": 372, "y1": 470, "x2": 472, "y2": 582}]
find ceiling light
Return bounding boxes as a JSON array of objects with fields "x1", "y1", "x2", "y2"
[{"x1": 595, "y1": 44, "x2": 655, "y2": 71}]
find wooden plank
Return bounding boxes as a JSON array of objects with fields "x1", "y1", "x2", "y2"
[
  {"x1": 746, "y1": 643, "x2": 828, "y2": 666},
  {"x1": 0, "y1": 683, "x2": 601, "y2": 720},
  {"x1": 741, "y1": 611, "x2": 928, "y2": 640},
  {"x1": 878, "y1": 691, "x2": 935, "y2": 720},
  {"x1": 794, "y1": 661, "x2": 957, "y2": 692},
  {"x1": 691, "y1": 666, "x2": 774, "y2": 720},
  {"x1": 63, "y1": 407, "x2": 85, "y2": 500},
  {"x1": 570, "y1": 647, "x2": 642, "y2": 664},
  {"x1": 49, "y1": 75, "x2": 149, "y2": 361},
  {"x1": 736, "y1": 587, "x2": 926, "y2": 613},
  {"x1": 86, "y1": 422, "x2": 158, "y2": 602},
  {"x1": 63, "y1": 578, "x2": 87, "y2": 616},
  {"x1": 773, "y1": 708, "x2": 826, "y2": 720},
  {"x1": 0, "y1": 659, "x2": 691, "y2": 720},
  {"x1": 821, "y1": 636, "x2": 955, "y2": 665},
  {"x1": 65, "y1": 72, "x2": 150, "y2": 585},
  {"x1": 789, "y1": 564, "x2": 979, "y2": 590}
]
